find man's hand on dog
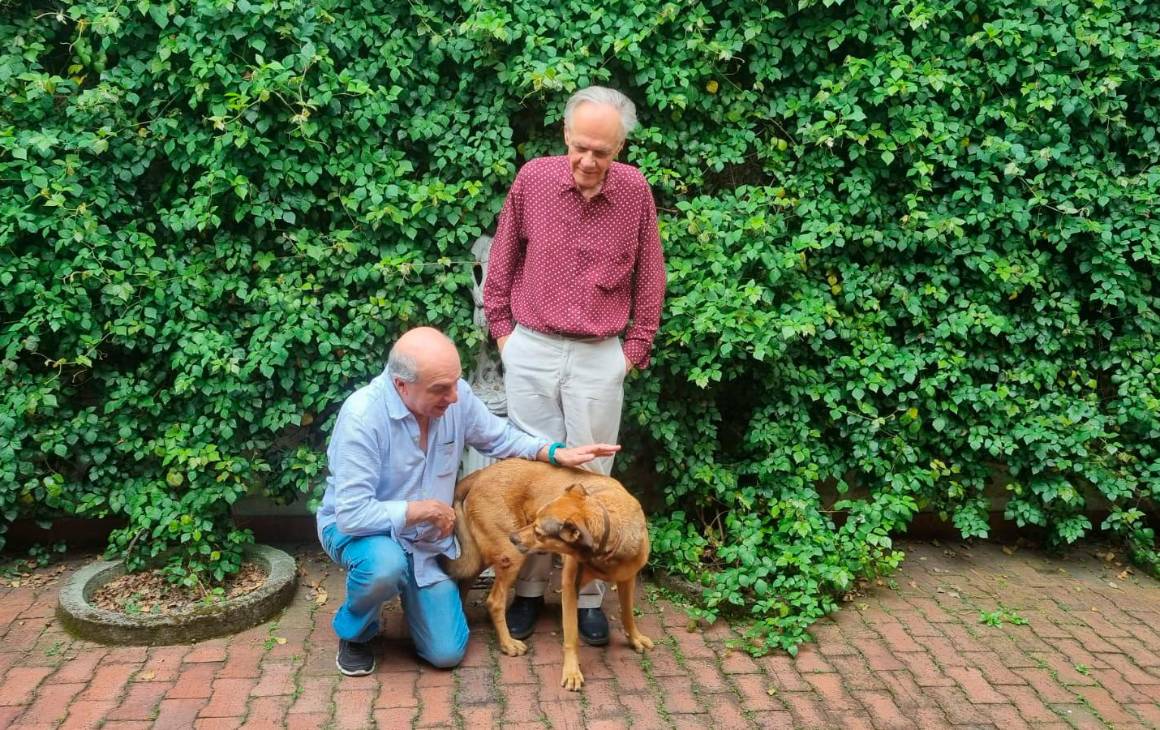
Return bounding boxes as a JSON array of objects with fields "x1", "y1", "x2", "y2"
[
  {"x1": 406, "y1": 499, "x2": 456, "y2": 538},
  {"x1": 541, "y1": 443, "x2": 621, "y2": 468}
]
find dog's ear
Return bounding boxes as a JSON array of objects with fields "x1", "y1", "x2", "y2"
[
  {"x1": 565, "y1": 483, "x2": 589, "y2": 497},
  {"x1": 560, "y1": 520, "x2": 594, "y2": 550},
  {"x1": 538, "y1": 516, "x2": 562, "y2": 536}
]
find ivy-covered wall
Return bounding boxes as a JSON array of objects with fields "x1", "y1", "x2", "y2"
[{"x1": 2, "y1": 0, "x2": 1157, "y2": 650}]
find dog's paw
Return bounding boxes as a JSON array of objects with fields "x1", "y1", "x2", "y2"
[
  {"x1": 628, "y1": 632, "x2": 654, "y2": 653},
  {"x1": 499, "y1": 638, "x2": 528, "y2": 656},
  {"x1": 560, "y1": 667, "x2": 585, "y2": 691}
]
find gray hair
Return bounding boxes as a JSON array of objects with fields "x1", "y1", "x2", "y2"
[
  {"x1": 564, "y1": 86, "x2": 638, "y2": 139},
  {"x1": 387, "y1": 345, "x2": 419, "y2": 383}
]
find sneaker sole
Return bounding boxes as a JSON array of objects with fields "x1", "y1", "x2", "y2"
[
  {"x1": 579, "y1": 633, "x2": 610, "y2": 647},
  {"x1": 335, "y1": 655, "x2": 376, "y2": 677}
]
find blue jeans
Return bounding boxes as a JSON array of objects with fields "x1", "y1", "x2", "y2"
[{"x1": 321, "y1": 524, "x2": 468, "y2": 668}]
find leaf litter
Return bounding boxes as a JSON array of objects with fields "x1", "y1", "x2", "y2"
[{"x1": 90, "y1": 562, "x2": 266, "y2": 616}]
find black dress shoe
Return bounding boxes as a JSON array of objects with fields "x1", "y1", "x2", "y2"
[
  {"x1": 578, "y1": 607, "x2": 610, "y2": 646},
  {"x1": 506, "y1": 595, "x2": 544, "y2": 640}
]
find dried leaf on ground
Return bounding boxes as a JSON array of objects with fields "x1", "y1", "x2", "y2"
[
  {"x1": 0, "y1": 563, "x2": 68, "y2": 590},
  {"x1": 90, "y1": 562, "x2": 267, "y2": 616}
]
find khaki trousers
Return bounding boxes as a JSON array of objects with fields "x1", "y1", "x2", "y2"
[{"x1": 501, "y1": 325, "x2": 626, "y2": 608}]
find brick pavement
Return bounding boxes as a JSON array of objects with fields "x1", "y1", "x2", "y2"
[{"x1": 0, "y1": 540, "x2": 1157, "y2": 728}]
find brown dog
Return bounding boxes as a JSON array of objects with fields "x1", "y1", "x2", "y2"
[{"x1": 440, "y1": 459, "x2": 653, "y2": 690}]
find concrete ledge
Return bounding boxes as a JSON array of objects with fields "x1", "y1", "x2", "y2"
[
  {"x1": 648, "y1": 568, "x2": 705, "y2": 605},
  {"x1": 57, "y1": 544, "x2": 297, "y2": 645}
]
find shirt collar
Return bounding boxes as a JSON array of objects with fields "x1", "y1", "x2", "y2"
[
  {"x1": 381, "y1": 370, "x2": 412, "y2": 421},
  {"x1": 555, "y1": 156, "x2": 620, "y2": 199}
]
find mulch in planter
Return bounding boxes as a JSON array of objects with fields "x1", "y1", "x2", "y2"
[{"x1": 90, "y1": 562, "x2": 267, "y2": 617}]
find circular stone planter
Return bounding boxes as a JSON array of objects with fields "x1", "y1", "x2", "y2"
[{"x1": 57, "y1": 544, "x2": 297, "y2": 645}]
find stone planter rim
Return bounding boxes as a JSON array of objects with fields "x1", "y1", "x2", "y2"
[{"x1": 57, "y1": 543, "x2": 297, "y2": 645}]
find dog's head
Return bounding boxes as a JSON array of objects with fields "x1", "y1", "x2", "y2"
[{"x1": 510, "y1": 483, "x2": 597, "y2": 557}]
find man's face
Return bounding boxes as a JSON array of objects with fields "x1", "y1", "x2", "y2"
[
  {"x1": 564, "y1": 102, "x2": 624, "y2": 196},
  {"x1": 396, "y1": 358, "x2": 460, "y2": 421}
]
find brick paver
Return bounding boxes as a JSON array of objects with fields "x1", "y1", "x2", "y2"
[{"x1": 1, "y1": 541, "x2": 1157, "y2": 728}]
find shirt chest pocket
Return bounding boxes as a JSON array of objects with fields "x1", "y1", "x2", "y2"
[
  {"x1": 434, "y1": 441, "x2": 461, "y2": 477},
  {"x1": 583, "y1": 244, "x2": 635, "y2": 293}
]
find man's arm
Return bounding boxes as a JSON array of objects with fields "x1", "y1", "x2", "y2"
[
  {"x1": 331, "y1": 414, "x2": 455, "y2": 539},
  {"x1": 461, "y1": 382, "x2": 619, "y2": 467},
  {"x1": 483, "y1": 170, "x2": 525, "y2": 343},
  {"x1": 623, "y1": 190, "x2": 666, "y2": 369},
  {"x1": 330, "y1": 414, "x2": 407, "y2": 537},
  {"x1": 462, "y1": 381, "x2": 547, "y2": 460}
]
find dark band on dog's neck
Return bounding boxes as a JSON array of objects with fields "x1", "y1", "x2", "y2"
[
  {"x1": 596, "y1": 502, "x2": 611, "y2": 556},
  {"x1": 573, "y1": 502, "x2": 615, "y2": 593}
]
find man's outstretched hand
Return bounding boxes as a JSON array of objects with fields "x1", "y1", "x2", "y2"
[{"x1": 542, "y1": 443, "x2": 621, "y2": 468}]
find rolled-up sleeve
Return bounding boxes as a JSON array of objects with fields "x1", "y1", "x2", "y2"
[
  {"x1": 329, "y1": 412, "x2": 407, "y2": 537},
  {"x1": 461, "y1": 384, "x2": 548, "y2": 460}
]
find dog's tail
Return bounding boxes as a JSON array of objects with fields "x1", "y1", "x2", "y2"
[
  {"x1": 439, "y1": 471, "x2": 484, "y2": 580},
  {"x1": 452, "y1": 467, "x2": 480, "y2": 503},
  {"x1": 441, "y1": 498, "x2": 483, "y2": 580}
]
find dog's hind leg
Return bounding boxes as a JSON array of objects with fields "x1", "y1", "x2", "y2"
[
  {"x1": 617, "y1": 576, "x2": 654, "y2": 653},
  {"x1": 456, "y1": 578, "x2": 473, "y2": 608},
  {"x1": 487, "y1": 552, "x2": 527, "y2": 657}
]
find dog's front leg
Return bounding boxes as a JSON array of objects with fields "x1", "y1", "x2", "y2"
[
  {"x1": 559, "y1": 555, "x2": 584, "y2": 690},
  {"x1": 618, "y1": 577, "x2": 654, "y2": 653}
]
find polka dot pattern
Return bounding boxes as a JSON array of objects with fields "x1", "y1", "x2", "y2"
[{"x1": 483, "y1": 155, "x2": 667, "y2": 368}]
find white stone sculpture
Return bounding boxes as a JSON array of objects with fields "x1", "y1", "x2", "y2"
[{"x1": 461, "y1": 234, "x2": 508, "y2": 478}]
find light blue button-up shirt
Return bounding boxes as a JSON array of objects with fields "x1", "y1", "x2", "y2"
[{"x1": 316, "y1": 369, "x2": 548, "y2": 587}]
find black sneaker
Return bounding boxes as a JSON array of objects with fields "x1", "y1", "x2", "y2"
[
  {"x1": 506, "y1": 595, "x2": 544, "y2": 640},
  {"x1": 578, "y1": 607, "x2": 610, "y2": 646},
  {"x1": 336, "y1": 639, "x2": 375, "y2": 676}
]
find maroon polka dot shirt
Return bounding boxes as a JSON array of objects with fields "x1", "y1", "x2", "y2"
[{"x1": 483, "y1": 156, "x2": 667, "y2": 369}]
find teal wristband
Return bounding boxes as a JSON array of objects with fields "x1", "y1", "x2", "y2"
[{"x1": 547, "y1": 442, "x2": 565, "y2": 466}]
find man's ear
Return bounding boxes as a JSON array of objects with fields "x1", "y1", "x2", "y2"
[
  {"x1": 560, "y1": 520, "x2": 594, "y2": 551},
  {"x1": 565, "y1": 483, "x2": 589, "y2": 497}
]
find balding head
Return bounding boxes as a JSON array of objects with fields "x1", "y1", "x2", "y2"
[
  {"x1": 389, "y1": 327, "x2": 459, "y2": 381},
  {"x1": 389, "y1": 327, "x2": 462, "y2": 422}
]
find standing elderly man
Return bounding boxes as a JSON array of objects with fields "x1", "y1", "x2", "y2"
[
  {"x1": 316, "y1": 327, "x2": 619, "y2": 676},
  {"x1": 484, "y1": 86, "x2": 666, "y2": 645}
]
